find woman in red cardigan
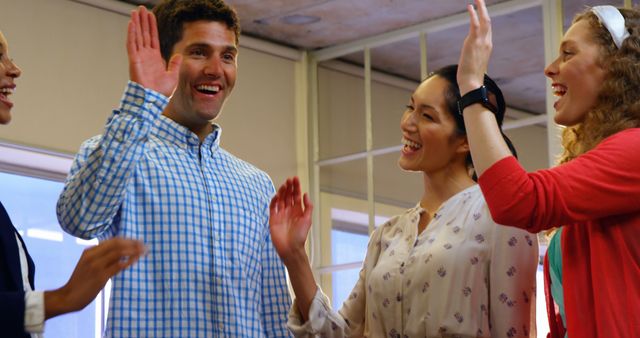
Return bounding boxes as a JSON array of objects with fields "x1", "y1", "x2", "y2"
[{"x1": 457, "y1": 1, "x2": 640, "y2": 337}]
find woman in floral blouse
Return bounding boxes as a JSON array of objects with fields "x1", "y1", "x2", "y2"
[{"x1": 269, "y1": 65, "x2": 539, "y2": 337}]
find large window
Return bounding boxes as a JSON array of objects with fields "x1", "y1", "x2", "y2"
[
  {"x1": 0, "y1": 142, "x2": 108, "y2": 338},
  {"x1": 0, "y1": 171, "x2": 107, "y2": 338}
]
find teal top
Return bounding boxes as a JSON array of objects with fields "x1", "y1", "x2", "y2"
[{"x1": 548, "y1": 228, "x2": 567, "y2": 336}]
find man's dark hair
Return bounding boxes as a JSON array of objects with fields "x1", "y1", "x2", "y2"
[{"x1": 153, "y1": 0, "x2": 241, "y2": 62}]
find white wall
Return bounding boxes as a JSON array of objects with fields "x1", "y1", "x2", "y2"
[
  {"x1": 0, "y1": 0, "x2": 130, "y2": 152},
  {"x1": 0, "y1": 0, "x2": 299, "y2": 186}
]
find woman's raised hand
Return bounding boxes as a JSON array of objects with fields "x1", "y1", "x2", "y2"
[
  {"x1": 269, "y1": 177, "x2": 314, "y2": 265},
  {"x1": 457, "y1": 0, "x2": 493, "y2": 96}
]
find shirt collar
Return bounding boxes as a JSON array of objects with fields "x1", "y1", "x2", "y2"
[
  {"x1": 414, "y1": 184, "x2": 479, "y2": 214},
  {"x1": 154, "y1": 115, "x2": 222, "y2": 155}
]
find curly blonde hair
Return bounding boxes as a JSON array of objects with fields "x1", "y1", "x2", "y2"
[{"x1": 559, "y1": 7, "x2": 640, "y2": 163}]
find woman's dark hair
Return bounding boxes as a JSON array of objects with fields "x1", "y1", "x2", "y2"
[{"x1": 427, "y1": 64, "x2": 517, "y2": 179}]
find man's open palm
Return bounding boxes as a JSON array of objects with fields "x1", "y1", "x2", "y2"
[{"x1": 127, "y1": 6, "x2": 181, "y2": 97}]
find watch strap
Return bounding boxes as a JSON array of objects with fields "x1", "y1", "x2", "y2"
[{"x1": 457, "y1": 85, "x2": 497, "y2": 115}]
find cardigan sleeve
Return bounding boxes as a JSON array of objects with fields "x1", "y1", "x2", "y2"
[{"x1": 478, "y1": 128, "x2": 640, "y2": 232}]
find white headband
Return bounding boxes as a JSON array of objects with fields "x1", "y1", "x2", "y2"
[{"x1": 591, "y1": 5, "x2": 630, "y2": 49}]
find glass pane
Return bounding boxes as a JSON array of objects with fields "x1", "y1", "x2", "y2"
[
  {"x1": 331, "y1": 229, "x2": 368, "y2": 265},
  {"x1": 536, "y1": 265, "x2": 548, "y2": 337},
  {"x1": 370, "y1": 37, "x2": 417, "y2": 150},
  {"x1": 0, "y1": 171, "x2": 104, "y2": 338},
  {"x1": 331, "y1": 267, "x2": 361, "y2": 311},
  {"x1": 372, "y1": 81, "x2": 414, "y2": 150},
  {"x1": 373, "y1": 153, "x2": 422, "y2": 209},
  {"x1": 320, "y1": 159, "x2": 367, "y2": 202},
  {"x1": 330, "y1": 229, "x2": 369, "y2": 310},
  {"x1": 493, "y1": 7, "x2": 546, "y2": 116},
  {"x1": 318, "y1": 56, "x2": 366, "y2": 160}
]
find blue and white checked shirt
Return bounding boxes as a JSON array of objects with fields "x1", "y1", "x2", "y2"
[{"x1": 57, "y1": 82, "x2": 292, "y2": 338}]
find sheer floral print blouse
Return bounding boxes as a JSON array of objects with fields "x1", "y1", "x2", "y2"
[{"x1": 288, "y1": 185, "x2": 538, "y2": 337}]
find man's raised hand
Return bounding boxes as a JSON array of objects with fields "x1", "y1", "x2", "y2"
[{"x1": 127, "y1": 6, "x2": 181, "y2": 97}]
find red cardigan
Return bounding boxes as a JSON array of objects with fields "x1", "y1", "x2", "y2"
[
  {"x1": 478, "y1": 128, "x2": 640, "y2": 338},
  {"x1": 543, "y1": 252, "x2": 566, "y2": 338}
]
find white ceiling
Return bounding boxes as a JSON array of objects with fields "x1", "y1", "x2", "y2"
[{"x1": 117, "y1": 0, "x2": 635, "y2": 117}]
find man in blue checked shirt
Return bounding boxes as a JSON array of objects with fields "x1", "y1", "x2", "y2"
[{"x1": 56, "y1": 1, "x2": 292, "y2": 337}]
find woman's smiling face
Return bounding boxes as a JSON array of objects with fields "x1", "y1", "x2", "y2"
[
  {"x1": 545, "y1": 19, "x2": 606, "y2": 126},
  {"x1": 399, "y1": 75, "x2": 468, "y2": 174},
  {"x1": 0, "y1": 31, "x2": 22, "y2": 125}
]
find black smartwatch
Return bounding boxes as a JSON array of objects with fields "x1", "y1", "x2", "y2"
[{"x1": 457, "y1": 85, "x2": 497, "y2": 115}]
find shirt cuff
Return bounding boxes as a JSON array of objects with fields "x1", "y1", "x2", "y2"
[
  {"x1": 24, "y1": 290, "x2": 45, "y2": 333},
  {"x1": 120, "y1": 81, "x2": 169, "y2": 120},
  {"x1": 288, "y1": 288, "x2": 347, "y2": 336}
]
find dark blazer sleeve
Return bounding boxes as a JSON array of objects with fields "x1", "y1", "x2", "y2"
[{"x1": 0, "y1": 201, "x2": 33, "y2": 338}]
